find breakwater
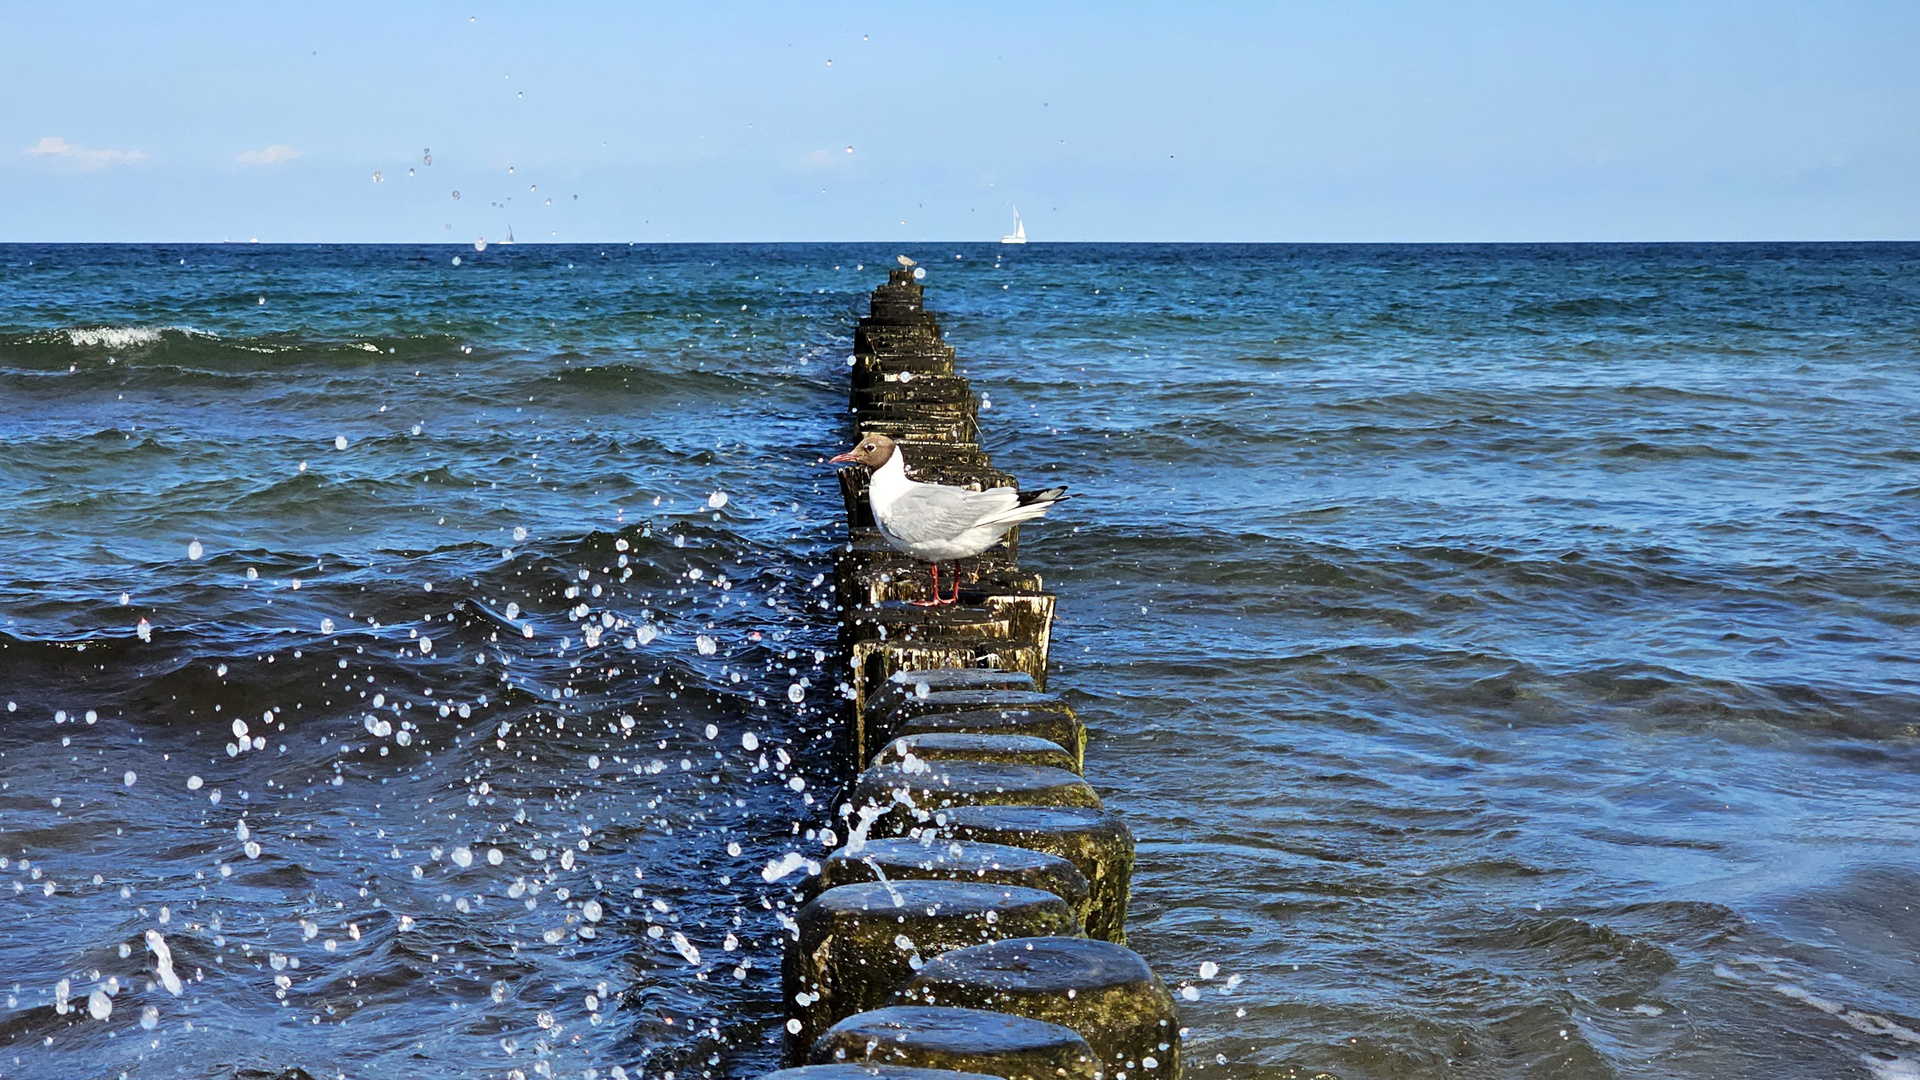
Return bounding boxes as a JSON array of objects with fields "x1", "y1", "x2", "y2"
[{"x1": 770, "y1": 267, "x2": 1184, "y2": 1080}]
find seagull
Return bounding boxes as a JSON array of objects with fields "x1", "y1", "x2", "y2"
[
  {"x1": 831, "y1": 433, "x2": 1068, "y2": 605},
  {"x1": 896, "y1": 255, "x2": 917, "y2": 268}
]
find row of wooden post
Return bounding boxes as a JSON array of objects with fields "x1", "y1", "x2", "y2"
[{"x1": 763, "y1": 268, "x2": 1184, "y2": 1080}]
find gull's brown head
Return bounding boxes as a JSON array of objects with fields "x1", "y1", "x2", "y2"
[{"x1": 829, "y1": 433, "x2": 896, "y2": 468}]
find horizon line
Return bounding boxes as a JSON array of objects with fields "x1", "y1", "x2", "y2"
[{"x1": 3, "y1": 238, "x2": 1918, "y2": 247}]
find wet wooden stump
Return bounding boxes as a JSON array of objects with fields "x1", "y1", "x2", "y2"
[
  {"x1": 885, "y1": 689, "x2": 1074, "y2": 724},
  {"x1": 935, "y1": 805, "x2": 1135, "y2": 943},
  {"x1": 899, "y1": 936, "x2": 1182, "y2": 1080},
  {"x1": 867, "y1": 668, "x2": 1038, "y2": 712},
  {"x1": 782, "y1": 880, "x2": 1080, "y2": 1060},
  {"x1": 870, "y1": 732, "x2": 1080, "y2": 774},
  {"x1": 852, "y1": 761, "x2": 1102, "y2": 838},
  {"x1": 817, "y1": 837, "x2": 1091, "y2": 928},
  {"x1": 763, "y1": 1065, "x2": 998, "y2": 1080},
  {"x1": 895, "y1": 708, "x2": 1087, "y2": 772},
  {"x1": 809, "y1": 1005, "x2": 1099, "y2": 1080}
]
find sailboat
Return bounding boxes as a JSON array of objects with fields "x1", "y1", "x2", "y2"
[
  {"x1": 1000, "y1": 207, "x2": 1027, "y2": 245},
  {"x1": 498, "y1": 226, "x2": 517, "y2": 245}
]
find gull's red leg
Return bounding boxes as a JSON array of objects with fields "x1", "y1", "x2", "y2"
[
  {"x1": 911, "y1": 561, "x2": 943, "y2": 607},
  {"x1": 945, "y1": 561, "x2": 962, "y2": 604}
]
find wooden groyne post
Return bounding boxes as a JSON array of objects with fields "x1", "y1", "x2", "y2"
[{"x1": 765, "y1": 267, "x2": 1185, "y2": 1080}]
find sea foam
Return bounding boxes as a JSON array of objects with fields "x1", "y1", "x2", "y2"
[{"x1": 63, "y1": 326, "x2": 209, "y2": 348}]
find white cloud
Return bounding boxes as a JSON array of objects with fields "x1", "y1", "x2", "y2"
[
  {"x1": 237, "y1": 143, "x2": 301, "y2": 166},
  {"x1": 25, "y1": 136, "x2": 146, "y2": 170}
]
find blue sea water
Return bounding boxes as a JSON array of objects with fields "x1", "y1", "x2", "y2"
[{"x1": 1, "y1": 243, "x2": 1917, "y2": 1080}]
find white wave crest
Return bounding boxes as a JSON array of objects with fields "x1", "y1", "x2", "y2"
[{"x1": 62, "y1": 326, "x2": 211, "y2": 349}]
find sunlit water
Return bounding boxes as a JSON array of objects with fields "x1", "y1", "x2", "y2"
[{"x1": 3, "y1": 243, "x2": 1918, "y2": 1080}]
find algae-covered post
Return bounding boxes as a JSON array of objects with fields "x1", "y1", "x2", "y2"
[{"x1": 760, "y1": 266, "x2": 1184, "y2": 1075}]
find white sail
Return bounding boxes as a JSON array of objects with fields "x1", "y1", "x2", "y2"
[{"x1": 1000, "y1": 207, "x2": 1027, "y2": 244}]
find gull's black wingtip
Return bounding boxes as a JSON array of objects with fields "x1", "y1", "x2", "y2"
[{"x1": 1017, "y1": 485, "x2": 1072, "y2": 506}]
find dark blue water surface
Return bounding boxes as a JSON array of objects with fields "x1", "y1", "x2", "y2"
[{"x1": 1, "y1": 243, "x2": 1917, "y2": 1080}]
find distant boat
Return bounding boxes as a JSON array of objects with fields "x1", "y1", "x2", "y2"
[
  {"x1": 1000, "y1": 208, "x2": 1027, "y2": 245},
  {"x1": 498, "y1": 226, "x2": 517, "y2": 245}
]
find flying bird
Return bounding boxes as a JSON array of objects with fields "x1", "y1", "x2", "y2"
[{"x1": 831, "y1": 433, "x2": 1068, "y2": 605}]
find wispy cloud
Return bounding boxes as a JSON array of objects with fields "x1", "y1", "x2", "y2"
[
  {"x1": 237, "y1": 143, "x2": 301, "y2": 166},
  {"x1": 25, "y1": 136, "x2": 146, "y2": 170}
]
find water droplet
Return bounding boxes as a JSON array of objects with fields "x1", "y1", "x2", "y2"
[
  {"x1": 122, "y1": 771, "x2": 136, "y2": 787},
  {"x1": 187, "y1": 775, "x2": 203, "y2": 790},
  {"x1": 707, "y1": 491, "x2": 728, "y2": 510},
  {"x1": 147, "y1": 931, "x2": 184, "y2": 995},
  {"x1": 187, "y1": 541, "x2": 204, "y2": 561},
  {"x1": 451, "y1": 847, "x2": 474, "y2": 868},
  {"x1": 334, "y1": 435, "x2": 349, "y2": 451}
]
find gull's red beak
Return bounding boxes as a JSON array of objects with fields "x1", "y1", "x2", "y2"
[{"x1": 829, "y1": 450, "x2": 858, "y2": 464}]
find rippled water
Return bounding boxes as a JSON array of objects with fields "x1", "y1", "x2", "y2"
[
  {"x1": 0, "y1": 244, "x2": 861, "y2": 1079},
  {"x1": 3, "y1": 243, "x2": 1917, "y2": 1080}
]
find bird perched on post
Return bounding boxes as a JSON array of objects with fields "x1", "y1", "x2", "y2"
[
  {"x1": 896, "y1": 255, "x2": 917, "y2": 268},
  {"x1": 831, "y1": 433, "x2": 1068, "y2": 605}
]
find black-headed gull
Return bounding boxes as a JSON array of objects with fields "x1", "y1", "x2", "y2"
[{"x1": 832, "y1": 433, "x2": 1068, "y2": 606}]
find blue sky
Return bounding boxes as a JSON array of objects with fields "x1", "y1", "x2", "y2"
[{"x1": 3, "y1": 2, "x2": 1915, "y2": 242}]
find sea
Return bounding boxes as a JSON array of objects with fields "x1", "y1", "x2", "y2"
[{"x1": 0, "y1": 242, "x2": 1915, "y2": 1080}]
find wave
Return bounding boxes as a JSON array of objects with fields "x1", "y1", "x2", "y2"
[
  {"x1": 0, "y1": 326, "x2": 475, "y2": 374},
  {"x1": 60, "y1": 325, "x2": 216, "y2": 349}
]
